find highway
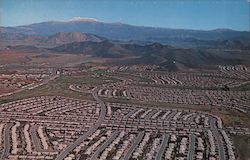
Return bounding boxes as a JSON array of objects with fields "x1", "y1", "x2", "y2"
[
  {"x1": 156, "y1": 134, "x2": 169, "y2": 160},
  {"x1": 55, "y1": 90, "x2": 107, "y2": 160},
  {"x1": 90, "y1": 131, "x2": 119, "y2": 160},
  {"x1": 0, "y1": 71, "x2": 58, "y2": 98},
  {"x1": 122, "y1": 131, "x2": 145, "y2": 160},
  {"x1": 187, "y1": 134, "x2": 196, "y2": 160},
  {"x1": 0, "y1": 123, "x2": 12, "y2": 160},
  {"x1": 28, "y1": 71, "x2": 59, "y2": 90}
]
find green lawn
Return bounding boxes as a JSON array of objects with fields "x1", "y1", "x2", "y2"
[
  {"x1": 0, "y1": 75, "x2": 94, "y2": 104},
  {"x1": 0, "y1": 74, "x2": 124, "y2": 105}
]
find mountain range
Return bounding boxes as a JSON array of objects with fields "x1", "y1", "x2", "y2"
[
  {"x1": 0, "y1": 32, "x2": 104, "y2": 48},
  {"x1": 49, "y1": 40, "x2": 250, "y2": 69},
  {"x1": 1, "y1": 18, "x2": 249, "y2": 48},
  {"x1": 0, "y1": 17, "x2": 249, "y2": 70}
]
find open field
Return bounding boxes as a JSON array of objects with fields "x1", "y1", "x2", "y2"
[
  {"x1": 0, "y1": 50, "x2": 33, "y2": 64},
  {"x1": 0, "y1": 76, "x2": 92, "y2": 105},
  {"x1": 232, "y1": 135, "x2": 250, "y2": 160},
  {"x1": 0, "y1": 50, "x2": 106, "y2": 69}
]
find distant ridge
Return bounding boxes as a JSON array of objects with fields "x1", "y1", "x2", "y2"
[
  {"x1": 1, "y1": 17, "x2": 249, "y2": 48},
  {"x1": 0, "y1": 32, "x2": 104, "y2": 47},
  {"x1": 50, "y1": 40, "x2": 248, "y2": 70}
]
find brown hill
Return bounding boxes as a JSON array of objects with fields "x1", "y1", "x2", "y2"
[
  {"x1": 51, "y1": 41, "x2": 250, "y2": 70},
  {"x1": 0, "y1": 32, "x2": 104, "y2": 48}
]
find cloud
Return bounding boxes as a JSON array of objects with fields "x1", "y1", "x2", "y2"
[{"x1": 69, "y1": 17, "x2": 100, "y2": 22}]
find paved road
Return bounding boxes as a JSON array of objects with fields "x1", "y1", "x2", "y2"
[
  {"x1": 165, "y1": 111, "x2": 176, "y2": 121},
  {"x1": 28, "y1": 72, "x2": 59, "y2": 90},
  {"x1": 0, "y1": 71, "x2": 58, "y2": 98},
  {"x1": 145, "y1": 110, "x2": 157, "y2": 119},
  {"x1": 90, "y1": 131, "x2": 120, "y2": 160},
  {"x1": 210, "y1": 117, "x2": 219, "y2": 130},
  {"x1": 55, "y1": 91, "x2": 107, "y2": 160},
  {"x1": 0, "y1": 123, "x2": 12, "y2": 160},
  {"x1": 30, "y1": 125, "x2": 43, "y2": 152},
  {"x1": 211, "y1": 118, "x2": 225, "y2": 160},
  {"x1": 156, "y1": 134, "x2": 169, "y2": 160},
  {"x1": 124, "y1": 109, "x2": 138, "y2": 119},
  {"x1": 187, "y1": 134, "x2": 196, "y2": 160},
  {"x1": 122, "y1": 131, "x2": 145, "y2": 160},
  {"x1": 187, "y1": 114, "x2": 196, "y2": 123},
  {"x1": 212, "y1": 129, "x2": 226, "y2": 160}
]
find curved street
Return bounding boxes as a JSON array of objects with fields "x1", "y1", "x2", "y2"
[
  {"x1": 122, "y1": 131, "x2": 145, "y2": 160},
  {"x1": 155, "y1": 134, "x2": 169, "y2": 160},
  {"x1": 90, "y1": 131, "x2": 119, "y2": 160},
  {"x1": 187, "y1": 134, "x2": 196, "y2": 160},
  {"x1": 30, "y1": 125, "x2": 43, "y2": 152},
  {"x1": 55, "y1": 91, "x2": 107, "y2": 160},
  {"x1": 0, "y1": 123, "x2": 12, "y2": 160}
]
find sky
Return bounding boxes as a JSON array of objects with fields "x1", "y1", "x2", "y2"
[{"x1": 0, "y1": 0, "x2": 249, "y2": 31}]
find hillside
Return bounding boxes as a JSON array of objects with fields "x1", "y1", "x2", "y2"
[
  {"x1": 1, "y1": 19, "x2": 249, "y2": 48},
  {"x1": 0, "y1": 32, "x2": 104, "y2": 48},
  {"x1": 51, "y1": 40, "x2": 250, "y2": 69}
]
